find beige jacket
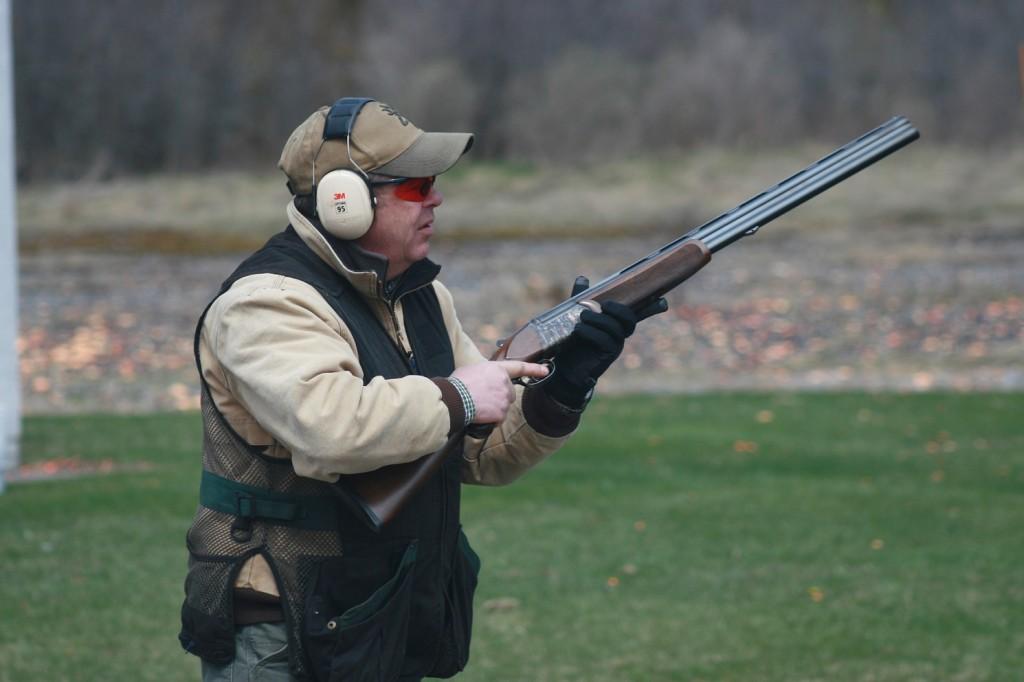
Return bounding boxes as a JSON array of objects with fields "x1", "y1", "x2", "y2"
[{"x1": 198, "y1": 203, "x2": 575, "y2": 596}]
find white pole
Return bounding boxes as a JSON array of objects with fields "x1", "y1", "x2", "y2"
[{"x1": 0, "y1": 0, "x2": 19, "y2": 494}]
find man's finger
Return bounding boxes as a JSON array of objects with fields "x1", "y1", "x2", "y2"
[
  {"x1": 495, "y1": 360, "x2": 550, "y2": 379},
  {"x1": 636, "y1": 297, "x2": 669, "y2": 321},
  {"x1": 571, "y1": 275, "x2": 590, "y2": 297}
]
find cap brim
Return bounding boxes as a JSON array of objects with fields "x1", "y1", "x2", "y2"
[{"x1": 375, "y1": 132, "x2": 474, "y2": 177}]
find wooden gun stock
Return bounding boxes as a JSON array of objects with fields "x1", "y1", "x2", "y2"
[{"x1": 335, "y1": 431, "x2": 464, "y2": 529}]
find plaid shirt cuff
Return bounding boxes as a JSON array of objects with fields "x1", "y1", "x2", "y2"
[{"x1": 447, "y1": 377, "x2": 476, "y2": 427}]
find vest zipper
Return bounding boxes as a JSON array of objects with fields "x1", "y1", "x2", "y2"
[
  {"x1": 385, "y1": 301, "x2": 414, "y2": 371},
  {"x1": 387, "y1": 280, "x2": 434, "y2": 373},
  {"x1": 383, "y1": 275, "x2": 459, "y2": 669},
  {"x1": 373, "y1": 280, "x2": 411, "y2": 373},
  {"x1": 390, "y1": 279, "x2": 454, "y2": 606}
]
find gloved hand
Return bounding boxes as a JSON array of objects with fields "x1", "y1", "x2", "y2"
[{"x1": 543, "y1": 276, "x2": 667, "y2": 409}]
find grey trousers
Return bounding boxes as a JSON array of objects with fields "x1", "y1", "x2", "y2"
[
  {"x1": 201, "y1": 622, "x2": 292, "y2": 682},
  {"x1": 199, "y1": 621, "x2": 426, "y2": 681}
]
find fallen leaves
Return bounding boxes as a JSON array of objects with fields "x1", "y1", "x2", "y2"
[
  {"x1": 482, "y1": 597, "x2": 520, "y2": 612},
  {"x1": 8, "y1": 457, "x2": 155, "y2": 483},
  {"x1": 15, "y1": 245, "x2": 1024, "y2": 414},
  {"x1": 168, "y1": 383, "x2": 199, "y2": 410},
  {"x1": 733, "y1": 440, "x2": 759, "y2": 454}
]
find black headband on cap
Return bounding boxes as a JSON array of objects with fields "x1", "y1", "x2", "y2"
[{"x1": 323, "y1": 97, "x2": 374, "y2": 141}]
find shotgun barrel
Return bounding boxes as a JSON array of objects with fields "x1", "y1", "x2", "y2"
[{"x1": 566, "y1": 116, "x2": 919, "y2": 308}]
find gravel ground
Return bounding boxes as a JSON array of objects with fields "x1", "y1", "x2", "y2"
[{"x1": 18, "y1": 222, "x2": 1024, "y2": 414}]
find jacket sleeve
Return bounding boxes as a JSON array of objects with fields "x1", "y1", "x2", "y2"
[
  {"x1": 430, "y1": 282, "x2": 580, "y2": 486},
  {"x1": 201, "y1": 274, "x2": 452, "y2": 480}
]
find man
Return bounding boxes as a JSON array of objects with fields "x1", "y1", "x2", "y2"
[{"x1": 179, "y1": 98, "x2": 652, "y2": 681}]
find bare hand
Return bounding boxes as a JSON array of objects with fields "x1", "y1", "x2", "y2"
[{"x1": 450, "y1": 361, "x2": 549, "y2": 424}]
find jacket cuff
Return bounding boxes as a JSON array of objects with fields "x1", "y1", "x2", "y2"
[
  {"x1": 540, "y1": 370, "x2": 596, "y2": 410},
  {"x1": 522, "y1": 385, "x2": 583, "y2": 438},
  {"x1": 432, "y1": 378, "x2": 467, "y2": 435}
]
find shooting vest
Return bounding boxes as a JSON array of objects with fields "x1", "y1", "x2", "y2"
[{"x1": 179, "y1": 227, "x2": 479, "y2": 682}]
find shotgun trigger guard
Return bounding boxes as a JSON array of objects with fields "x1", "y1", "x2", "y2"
[{"x1": 513, "y1": 359, "x2": 554, "y2": 387}]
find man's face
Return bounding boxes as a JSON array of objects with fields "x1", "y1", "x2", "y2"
[{"x1": 356, "y1": 179, "x2": 443, "y2": 280}]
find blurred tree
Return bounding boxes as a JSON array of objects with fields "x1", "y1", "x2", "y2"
[
  {"x1": 641, "y1": 21, "x2": 802, "y2": 149},
  {"x1": 13, "y1": 0, "x2": 364, "y2": 181},
  {"x1": 12, "y1": 0, "x2": 1023, "y2": 181},
  {"x1": 499, "y1": 46, "x2": 645, "y2": 162}
]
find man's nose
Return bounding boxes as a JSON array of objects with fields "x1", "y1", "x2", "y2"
[{"x1": 424, "y1": 187, "x2": 443, "y2": 208}]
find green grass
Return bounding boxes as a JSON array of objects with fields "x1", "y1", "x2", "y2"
[{"x1": 2, "y1": 393, "x2": 1023, "y2": 681}]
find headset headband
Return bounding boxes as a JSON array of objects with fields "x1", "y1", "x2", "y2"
[
  {"x1": 312, "y1": 97, "x2": 375, "y2": 190},
  {"x1": 323, "y1": 97, "x2": 374, "y2": 141}
]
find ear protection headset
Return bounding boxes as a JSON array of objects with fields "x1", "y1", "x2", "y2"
[{"x1": 313, "y1": 97, "x2": 377, "y2": 240}]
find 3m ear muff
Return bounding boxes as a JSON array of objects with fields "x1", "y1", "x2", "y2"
[
  {"x1": 316, "y1": 169, "x2": 374, "y2": 240},
  {"x1": 313, "y1": 97, "x2": 376, "y2": 240}
]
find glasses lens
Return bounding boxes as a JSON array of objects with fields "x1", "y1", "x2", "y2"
[{"x1": 394, "y1": 176, "x2": 435, "y2": 202}]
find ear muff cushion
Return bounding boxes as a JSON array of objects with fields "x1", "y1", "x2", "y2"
[{"x1": 316, "y1": 171, "x2": 374, "y2": 239}]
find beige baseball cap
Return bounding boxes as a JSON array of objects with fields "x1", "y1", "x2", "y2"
[{"x1": 279, "y1": 100, "x2": 474, "y2": 195}]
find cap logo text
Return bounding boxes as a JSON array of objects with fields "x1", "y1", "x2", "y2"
[{"x1": 380, "y1": 104, "x2": 410, "y2": 126}]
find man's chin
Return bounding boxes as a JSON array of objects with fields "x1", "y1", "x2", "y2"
[{"x1": 414, "y1": 235, "x2": 432, "y2": 256}]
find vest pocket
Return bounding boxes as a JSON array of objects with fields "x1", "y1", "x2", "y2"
[
  {"x1": 179, "y1": 555, "x2": 239, "y2": 663},
  {"x1": 429, "y1": 527, "x2": 481, "y2": 677},
  {"x1": 304, "y1": 540, "x2": 418, "y2": 682}
]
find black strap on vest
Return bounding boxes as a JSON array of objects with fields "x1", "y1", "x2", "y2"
[
  {"x1": 186, "y1": 226, "x2": 468, "y2": 676},
  {"x1": 193, "y1": 226, "x2": 450, "y2": 399},
  {"x1": 201, "y1": 226, "x2": 451, "y2": 382},
  {"x1": 192, "y1": 226, "x2": 456, "y2": 531}
]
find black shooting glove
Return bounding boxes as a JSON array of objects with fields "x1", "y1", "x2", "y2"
[{"x1": 543, "y1": 276, "x2": 667, "y2": 409}]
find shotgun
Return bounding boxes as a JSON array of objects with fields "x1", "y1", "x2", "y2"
[{"x1": 335, "y1": 116, "x2": 920, "y2": 531}]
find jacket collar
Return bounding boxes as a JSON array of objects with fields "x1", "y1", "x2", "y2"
[{"x1": 286, "y1": 200, "x2": 441, "y2": 302}]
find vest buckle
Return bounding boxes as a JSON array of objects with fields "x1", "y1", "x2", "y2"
[
  {"x1": 230, "y1": 516, "x2": 253, "y2": 543},
  {"x1": 231, "y1": 494, "x2": 255, "y2": 542}
]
